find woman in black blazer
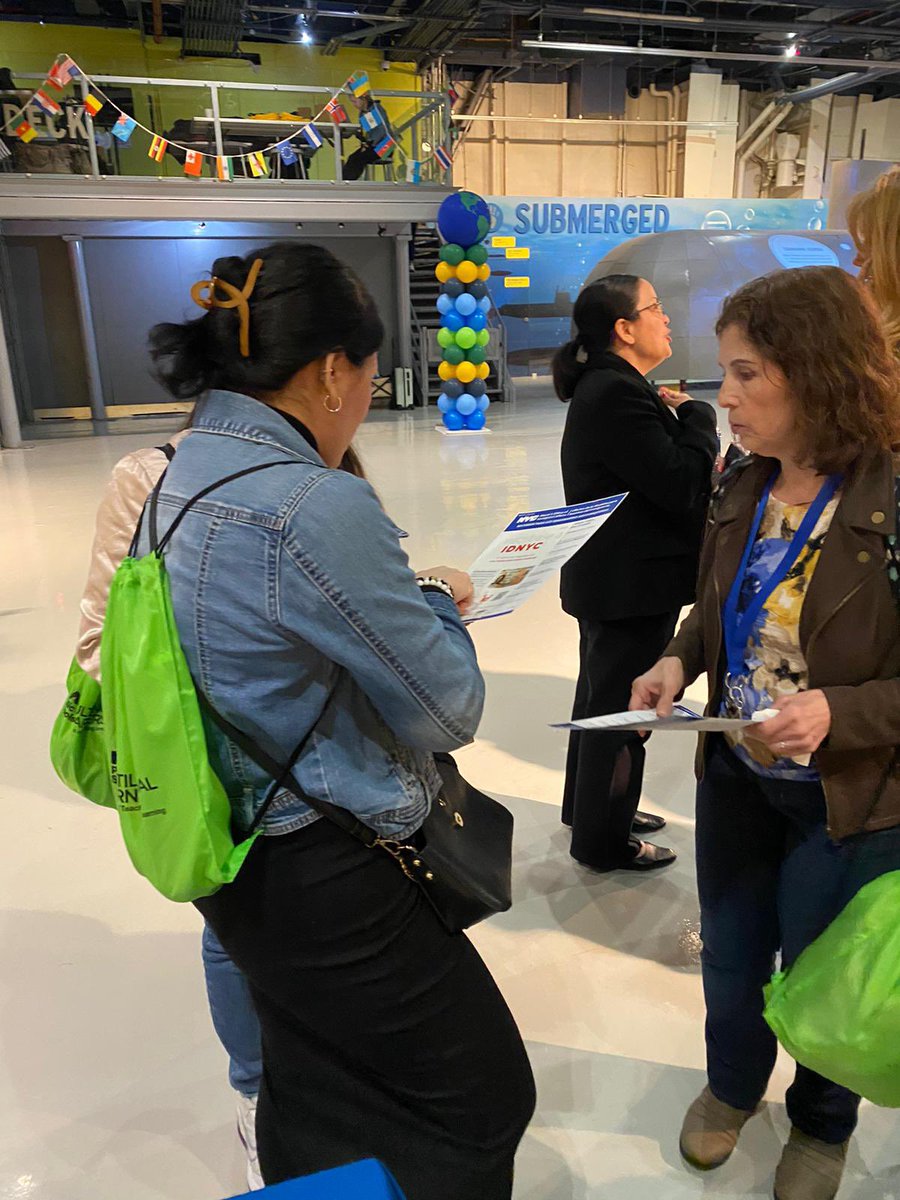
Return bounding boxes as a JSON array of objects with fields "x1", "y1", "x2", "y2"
[{"x1": 556, "y1": 275, "x2": 718, "y2": 871}]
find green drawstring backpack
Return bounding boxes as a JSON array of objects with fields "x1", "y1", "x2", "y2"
[
  {"x1": 764, "y1": 869, "x2": 900, "y2": 1107},
  {"x1": 51, "y1": 459, "x2": 303, "y2": 902}
]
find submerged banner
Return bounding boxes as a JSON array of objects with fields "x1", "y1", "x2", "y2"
[{"x1": 484, "y1": 197, "x2": 829, "y2": 378}]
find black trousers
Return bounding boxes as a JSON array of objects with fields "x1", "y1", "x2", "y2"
[
  {"x1": 562, "y1": 611, "x2": 679, "y2": 867},
  {"x1": 343, "y1": 144, "x2": 381, "y2": 180},
  {"x1": 196, "y1": 817, "x2": 535, "y2": 1198}
]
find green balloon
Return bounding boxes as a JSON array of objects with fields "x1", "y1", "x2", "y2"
[
  {"x1": 455, "y1": 326, "x2": 477, "y2": 349},
  {"x1": 466, "y1": 346, "x2": 486, "y2": 366},
  {"x1": 476, "y1": 329, "x2": 490, "y2": 346},
  {"x1": 437, "y1": 327, "x2": 455, "y2": 349},
  {"x1": 439, "y1": 243, "x2": 465, "y2": 266},
  {"x1": 465, "y1": 244, "x2": 488, "y2": 266},
  {"x1": 444, "y1": 344, "x2": 465, "y2": 366}
]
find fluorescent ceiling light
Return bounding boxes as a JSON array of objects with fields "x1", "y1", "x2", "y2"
[
  {"x1": 521, "y1": 37, "x2": 900, "y2": 72},
  {"x1": 584, "y1": 6, "x2": 704, "y2": 22}
]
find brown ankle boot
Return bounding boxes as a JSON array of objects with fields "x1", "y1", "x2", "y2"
[
  {"x1": 680, "y1": 1085, "x2": 761, "y2": 1170},
  {"x1": 774, "y1": 1129, "x2": 849, "y2": 1200}
]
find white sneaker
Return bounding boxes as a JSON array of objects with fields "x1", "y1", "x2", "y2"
[{"x1": 235, "y1": 1092, "x2": 264, "y2": 1191}]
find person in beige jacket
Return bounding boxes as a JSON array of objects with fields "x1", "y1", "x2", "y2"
[{"x1": 75, "y1": 429, "x2": 265, "y2": 1191}]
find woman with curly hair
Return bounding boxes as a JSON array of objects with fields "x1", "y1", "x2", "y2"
[
  {"x1": 631, "y1": 266, "x2": 900, "y2": 1200},
  {"x1": 848, "y1": 164, "x2": 900, "y2": 352}
]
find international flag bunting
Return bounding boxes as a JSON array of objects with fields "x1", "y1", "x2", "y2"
[
  {"x1": 373, "y1": 135, "x2": 394, "y2": 159},
  {"x1": 184, "y1": 149, "x2": 203, "y2": 177},
  {"x1": 325, "y1": 97, "x2": 347, "y2": 124},
  {"x1": 32, "y1": 88, "x2": 62, "y2": 116},
  {"x1": 216, "y1": 155, "x2": 234, "y2": 181},
  {"x1": 406, "y1": 159, "x2": 422, "y2": 185},
  {"x1": 83, "y1": 93, "x2": 103, "y2": 118},
  {"x1": 348, "y1": 71, "x2": 370, "y2": 98},
  {"x1": 280, "y1": 142, "x2": 298, "y2": 166},
  {"x1": 47, "y1": 56, "x2": 79, "y2": 88},
  {"x1": 300, "y1": 124, "x2": 322, "y2": 149},
  {"x1": 148, "y1": 135, "x2": 168, "y2": 163},
  {"x1": 248, "y1": 151, "x2": 269, "y2": 177},
  {"x1": 112, "y1": 113, "x2": 137, "y2": 143},
  {"x1": 15, "y1": 120, "x2": 37, "y2": 144},
  {"x1": 359, "y1": 109, "x2": 382, "y2": 133},
  {"x1": 448, "y1": 83, "x2": 460, "y2": 105},
  {"x1": 434, "y1": 144, "x2": 452, "y2": 171}
]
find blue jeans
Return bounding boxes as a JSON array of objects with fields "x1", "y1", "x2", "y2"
[
  {"x1": 696, "y1": 740, "x2": 900, "y2": 1144},
  {"x1": 202, "y1": 922, "x2": 262, "y2": 1097}
]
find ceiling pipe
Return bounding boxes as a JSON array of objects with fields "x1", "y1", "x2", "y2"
[
  {"x1": 736, "y1": 106, "x2": 789, "y2": 195},
  {"x1": 521, "y1": 37, "x2": 900, "y2": 72},
  {"x1": 777, "y1": 67, "x2": 897, "y2": 101},
  {"x1": 735, "y1": 99, "x2": 778, "y2": 152},
  {"x1": 573, "y1": 5, "x2": 900, "y2": 41}
]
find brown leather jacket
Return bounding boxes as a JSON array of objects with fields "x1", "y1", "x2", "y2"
[{"x1": 668, "y1": 449, "x2": 900, "y2": 841}]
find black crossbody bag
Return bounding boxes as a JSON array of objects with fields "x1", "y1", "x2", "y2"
[{"x1": 203, "y1": 697, "x2": 514, "y2": 934}]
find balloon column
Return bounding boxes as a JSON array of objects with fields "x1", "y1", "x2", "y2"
[{"x1": 434, "y1": 191, "x2": 493, "y2": 432}]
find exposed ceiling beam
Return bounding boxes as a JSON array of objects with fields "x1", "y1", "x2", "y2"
[
  {"x1": 558, "y1": 4, "x2": 900, "y2": 40},
  {"x1": 522, "y1": 36, "x2": 900, "y2": 70}
]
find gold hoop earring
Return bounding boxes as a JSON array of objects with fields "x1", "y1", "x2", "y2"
[{"x1": 323, "y1": 391, "x2": 343, "y2": 414}]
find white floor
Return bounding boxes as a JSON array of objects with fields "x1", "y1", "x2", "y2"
[{"x1": 1, "y1": 394, "x2": 897, "y2": 1200}]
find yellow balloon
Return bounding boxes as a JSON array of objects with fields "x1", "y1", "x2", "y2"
[
  {"x1": 478, "y1": 264, "x2": 491, "y2": 281},
  {"x1": 438, "y1": 360, "x2": 456, "y2": 381},
  {"x1": 456, "y1": 260, "x2": 478, "y2": 284},
  {"x1": 456, "y1": 361, "x2": 477, "y2": 384},
  {"x1": 435, "y1": 262, "x2": 455, "y2": 283},
  {"x1": 476, "y1": 362, "x2": 490, "y2": 379}
]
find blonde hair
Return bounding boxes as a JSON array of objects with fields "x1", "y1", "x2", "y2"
[{"x1": 847, "y1": 166, "x2": 900, "y2": 354}]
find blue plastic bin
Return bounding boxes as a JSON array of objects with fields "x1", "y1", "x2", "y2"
[{"x1": 224, "y1": 1158, "x2": 406, "y2": 1199}]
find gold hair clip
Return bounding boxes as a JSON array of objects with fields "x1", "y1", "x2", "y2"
[{"x1": 190, "y1": 257, "x2": 264, "y2": 358}]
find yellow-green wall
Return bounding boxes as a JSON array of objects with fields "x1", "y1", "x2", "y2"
[{"x1": 0, "y1": 22, "x2": 424, "y2": 178}]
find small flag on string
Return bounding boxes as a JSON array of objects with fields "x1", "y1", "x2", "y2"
[
  {"x1": 47, "y1": 56, "x2": 79, "y2": 89},
  {"x1": 434, "y1": 144, "x2": 452, "y2": 171},
  {"x1": 83, "y1": 93, "x2": 104, "y2": 118},
  {"x1": 216, "y1": 155, "x2": 234, "y2": 181},
  {"x1": 359, "y1": 108, "x2": 382, "y2": 133},
  {"x1": 300, "y1": 124, "x2": 322, "y2": 150},
  {"x1": 325, "y1": 97, "x2": 347, "y2": 124},
  {"x1": 373, "y1": 134, "x2": 394, "y2": 159},
  {"x1": 148, "y1": 135, "x2": 168, "y2": 163},
  {"x1": 112, "y1": 113, "x2": 137, "y2": 143},
  {"x1": 32, "y1": 88, "x2": 62, "y2": 116},
  {"x1": 15, "y1": 120, "x2": 37, "y2": 144},
  {"x1": 280, "y1": 142, "x2": 298, "y2": 166},
  {"x1": 248, "y1": 151, "x2": 269, "y2": 177},
  {"x1": 348, "y1": 71, "x2": 370, "y2": 98},
  {"x1": 184, "y1": 149, "x2": 203, "y2": 177},
  {"x1": 448, "y1": 83, "x2": 460, "y2": 105},
  {"x1": 406, "y1": 159, "x2": 422, "y2": 185}
]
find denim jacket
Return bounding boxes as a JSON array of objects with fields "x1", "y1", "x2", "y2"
[{"x1": 143, "y1": 390, "x2": 484, "y2": 839}]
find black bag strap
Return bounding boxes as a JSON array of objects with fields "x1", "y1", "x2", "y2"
[
  {"x1": 198, "y1": 686, "x2": 381, "y2": 846},
  {"x1": 157, "y1": 442, "x2": 177, "y2": 462}
]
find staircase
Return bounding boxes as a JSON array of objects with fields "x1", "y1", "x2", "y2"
[{"x1": 409, "y1": 223, "x2": 512, "y2": 409}]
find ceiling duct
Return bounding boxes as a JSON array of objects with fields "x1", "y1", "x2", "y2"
[
  {"x1": 567, "y1": 61, "x2": 628, "y2": 117},
  {"x1": 182, "y1": 0, "x2": 249, "y2": 59}
]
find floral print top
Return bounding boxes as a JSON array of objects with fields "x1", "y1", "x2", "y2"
[{"x1": 721, "y1": 492, "x2": 841, "y2": 780}]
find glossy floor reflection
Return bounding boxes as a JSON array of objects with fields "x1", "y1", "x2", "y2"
[{"x1": 1, "y1": 394, "x2": 897, "y2": 1200}]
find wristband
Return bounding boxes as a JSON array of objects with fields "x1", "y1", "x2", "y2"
[{"x1": 416, "y1": 576, "x2": 455, "y2": 602}]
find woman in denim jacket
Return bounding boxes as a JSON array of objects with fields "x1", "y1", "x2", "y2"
[{"x1": 147, "y1": 242, "x2": 535, "y2": 1197}]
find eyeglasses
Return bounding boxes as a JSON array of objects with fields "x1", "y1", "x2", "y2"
[{"x1": 635, "y1": 298, "x2": 666, "y2": 317}]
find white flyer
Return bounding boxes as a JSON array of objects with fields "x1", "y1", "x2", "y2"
[
  {"x1": 465, "y1": 492, "x2": 627, "y2": 621},
  {"x1": 552, "y1": 704, "x2": 778, "y2": 733}
]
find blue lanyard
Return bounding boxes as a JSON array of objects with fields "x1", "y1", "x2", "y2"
[{"x1": 723, "y1": 473, "x2": 842, "y2": 679}]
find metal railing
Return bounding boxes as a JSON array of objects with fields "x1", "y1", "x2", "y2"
[{"x1": 2, "y1": 71, "x2": 453, "y2": 184}]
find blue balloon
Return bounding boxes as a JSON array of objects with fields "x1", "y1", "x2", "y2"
[
  {"x1": 465, "y1": 409, "x2": 486, "y2": 431},
  {"x1": 443, "y1": 379, "x2": 463, "y2": 400},
  {"x1": 443, "y1": 279, "x2": 464, "y2": 300},
  {"x1": 468, "y1": 379, "x2": 486, "y2": 398},
  {"x1": 436, "y1": 294, "x2": 454, "y2": 316},
  {"x1": 441, "y1": 311, "x2": 464, "y2": 332},
  {"x1": 455, "y1": 293, "x2": 477, "y2": 317},
  {"x1": 443, "y1": 409, "x2": 464, "y2": 431},
  {"x1": 457, "y1": 393, "x2": 477, "y2": 416},
  {"x1": 468, "y1": 310, "x2": 487, "y2": 332},
  {"x1": 437, "y1": 393, "x2": 454, "y2": 413},
  {"x1": 479, "y1": 296, "x2": 492, "y2": 313},
  {"x1": 477, "y1": 395, "x2": 490, "y2": 412}
]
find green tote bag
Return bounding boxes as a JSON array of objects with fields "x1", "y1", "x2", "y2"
[
  {"x1": 50, "y1": 656, "x2": 115, "y2": 808},
  {"x1": 764, "y1": 869, "x2": 900, "y2": 1107}
]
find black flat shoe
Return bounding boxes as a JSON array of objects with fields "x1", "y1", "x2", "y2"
[
  {"x1": 632, "y1": 810, "x2": 667, "y2": 834},
  {"x1": 618, "y1": 841, "x2": 677, "y2": 871}
]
